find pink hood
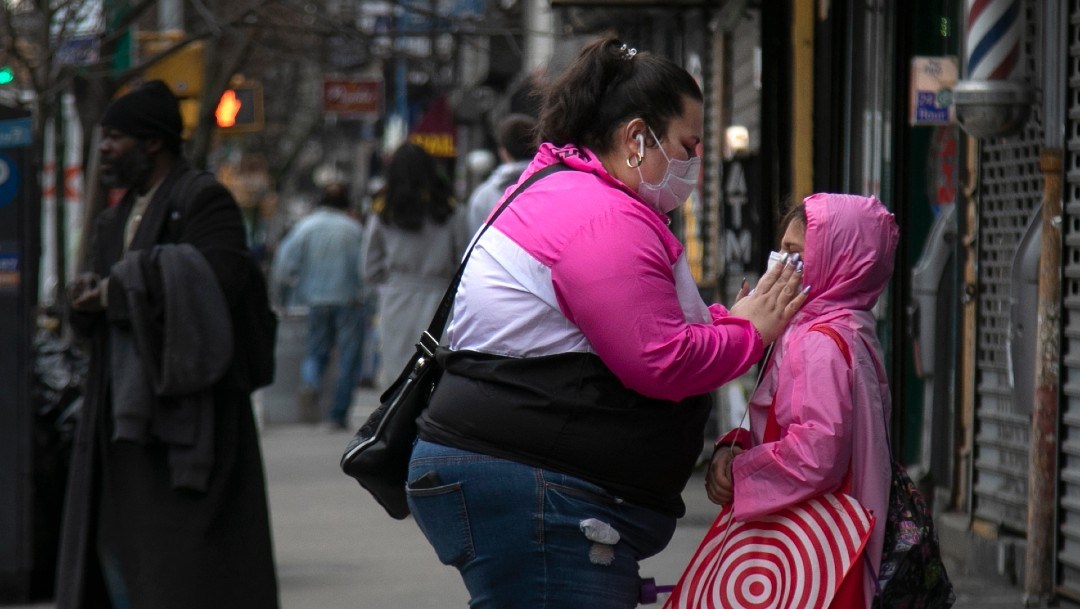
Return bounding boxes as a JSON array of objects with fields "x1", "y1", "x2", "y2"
[{"x1": 798, "y1": 193, "x2": 899, "y2": 319}]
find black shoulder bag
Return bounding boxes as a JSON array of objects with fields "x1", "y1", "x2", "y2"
[{"x1": 340, "y1": 163, "x2": 568, "y2": 519}]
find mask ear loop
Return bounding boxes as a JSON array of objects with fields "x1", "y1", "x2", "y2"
[{"x1": 626, "y1": 133, "x2": 645, "y2": 168}]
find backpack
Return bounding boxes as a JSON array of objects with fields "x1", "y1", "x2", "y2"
[
  {"x1": 810, "y1": 325, "x2": 955, "y2": 609},
  {"x1": 872, "y1": 460, "x2": 956, "y2": 609},
  {"x1": 168, "y1": 168, "x2": 278, "y2": 391}
]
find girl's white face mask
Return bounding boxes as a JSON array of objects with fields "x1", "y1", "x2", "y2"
[
  {"x1": 766, "y1": 250, "x2": 786, "y2": 273},
  {"x1": 636, "y1": 127, "x2": 701, "y2": 214},
  {"x1": 748, "y1": 251, "x2": 787, "y2": 296}
]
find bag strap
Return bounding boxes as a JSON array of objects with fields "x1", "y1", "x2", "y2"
[
  {"x1": 420, "y1": 163, "x2": 571, "y2": 351},
  {"x1": 763, "y1": 325, "x2": 852, "y2": 445},
  {"x1": 809, "y1": 324, "x2": 850, "y2": 361},
  {"x1": 812, "y1": 322, "x2": 898, "y2": 592}
]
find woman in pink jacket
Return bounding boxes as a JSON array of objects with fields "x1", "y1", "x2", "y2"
[
  {"x1": 405, "y1": 37, "x2": 807, "y2": 609},
  {"x1": 707, "y1": 193, "x2": 899, "y2": 608}
]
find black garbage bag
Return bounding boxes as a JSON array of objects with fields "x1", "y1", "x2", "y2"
[{"x1": 31, "y1": 327, "x2": 86, "y2": 599}]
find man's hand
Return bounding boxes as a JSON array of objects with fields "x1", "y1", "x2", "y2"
[
  {"x1": 706, "y1": 445, "x2": 743, "y2": 506},
  {"x1": 729, "y1": 253, "x2": 807, "y2": 345},
  {"x1": 69, "y1": 273, "x2": 105, "y2": 312}
]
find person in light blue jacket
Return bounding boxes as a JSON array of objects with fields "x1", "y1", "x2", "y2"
[
  {"x1": 466, "y1": 113, "x2": 538, "y2": 234},
  {"x1": 272, "y1": 182, "x2": 368, "y2": 428}
]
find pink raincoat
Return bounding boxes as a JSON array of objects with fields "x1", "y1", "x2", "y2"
[{"x1": 719, "y1": 193, "x2": 899, "y2": 607}]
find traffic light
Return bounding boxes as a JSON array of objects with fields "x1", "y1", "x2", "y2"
[
  {"x1": 0, "y1": 67, "x2": 14, "y2": 86},
  {"x1": 215, "y1": 84, "x2": 263, "y2": 133},
  {"x1": 216, "y1": 90, "x2": 243, "y2": 127}
]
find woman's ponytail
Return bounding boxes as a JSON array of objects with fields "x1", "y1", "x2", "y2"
[
  {"x1": 538, "y1": 36, "x2": 634, "y2": 151},
  {"x1": 537, "y1": 35, "x2": 701, "y2": 155}
]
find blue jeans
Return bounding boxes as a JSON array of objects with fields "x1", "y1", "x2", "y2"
[
  {"x1": 301, "y1": 303, "x2": 367, "y2": 424},
  {"x1": 407, "y1": 439, "x2": 677, "y2": 609}
]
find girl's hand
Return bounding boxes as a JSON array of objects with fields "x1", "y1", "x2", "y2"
[{"x1": 706, "y1": 445, "x2": 743, "y2": 505}]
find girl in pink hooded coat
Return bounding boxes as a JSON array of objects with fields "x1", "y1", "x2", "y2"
[{"x1": 707, "y1": 193, "x2": 899, "y2": 608}]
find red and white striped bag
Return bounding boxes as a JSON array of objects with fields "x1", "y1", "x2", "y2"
[{"x1": 663, "y1": 492, "x2": 874, "y2": 609}]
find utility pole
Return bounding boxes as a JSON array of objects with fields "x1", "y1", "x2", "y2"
[{"x1": 1023, "y1": 0, "x2": 1065, "y2": 605}]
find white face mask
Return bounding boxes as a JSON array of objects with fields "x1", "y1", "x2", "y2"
[
  {"x1": 636, "y1": 127, "x2": 701, "y2": 214},
  {"x1": 748, "y1": 250, "x2": 787, "y2": 296},
  {"x1": 766, "y1": 250, "x2": 786, "y2": 273}
]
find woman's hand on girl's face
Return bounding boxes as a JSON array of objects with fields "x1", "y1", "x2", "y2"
[{"x1": 729, "y1": 255, "x2": 807, "y2": 345}]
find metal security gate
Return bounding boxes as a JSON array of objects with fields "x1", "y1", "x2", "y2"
[
  {"x1": 1056, "y1": 0, "x2": 1080, "y2": 597},
  {"x1": 970, "y1": 0, "x2": 1044, "y2": 533}
]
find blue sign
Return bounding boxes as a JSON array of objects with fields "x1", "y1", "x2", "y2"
[
  {"x1": 0, "y1": 117, "x2": 31, "y2": 149},
  {"x1": 915, "y1": 91, "x2": 949, "y2": 124},
  {"x1": 0, "y1": 251, "x2": 18, "y2": 289},
  {"x1": 55, "y1": 35, "x2": 101, "y2": 66},
  {"x1": 0, "y1": 153, "x2": 21, "y2": 209}
]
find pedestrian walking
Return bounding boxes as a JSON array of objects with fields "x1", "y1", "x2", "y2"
[
  {"x1": 403, "y1": 36, "x2": 806, "y2": 609},
  {"x1": 271, "y1": 181, "x2": 369, "y2": 428},
  {"x1": 59, "y1": 80, "x2": 279, "y2": 609},
  {"x1": 706, "y1": 194, "x2": 898, "y2": 608},
  {"x1": 362, "y1": 142, "x2": 470, "y2": 390},
  {"x1": 466, "y1": 113, "x2": 539, "y2": 233}
]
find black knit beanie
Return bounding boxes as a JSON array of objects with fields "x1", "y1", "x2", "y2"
[{"x1": 101, "y1": 80, "x2": 183, "y2": 152}]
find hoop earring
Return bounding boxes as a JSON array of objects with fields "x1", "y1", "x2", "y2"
[{"x1": 626, "y1": 151, "x2": 643, "y2": 168}]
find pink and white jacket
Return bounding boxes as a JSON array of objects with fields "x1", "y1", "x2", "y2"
[
  {"x1": 720, "y1": 193, "x2": 898, "y2": 607},
  {"x1": 446, "y1": 142, "x2": 764, "y2": 400}
]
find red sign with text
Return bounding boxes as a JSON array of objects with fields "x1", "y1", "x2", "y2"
[{"x1": 322, "y1": 78, "x2": 382, "y2": 118}]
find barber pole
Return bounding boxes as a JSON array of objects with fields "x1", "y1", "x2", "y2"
[
  {"x1": 951, "y1": 0, "x2": 1030, "y2": 138},
  {"x1": 965, "y1": 0, "x2": 1021, "y2": 80}
]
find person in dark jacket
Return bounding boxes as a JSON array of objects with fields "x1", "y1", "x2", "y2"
[{"x1": 59, "y1": 80, "x2": 279, "y2": 609}]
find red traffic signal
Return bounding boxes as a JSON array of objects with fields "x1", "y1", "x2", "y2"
[{"x1": 214, "y1": 84, "x2": 263, "y2": 132}]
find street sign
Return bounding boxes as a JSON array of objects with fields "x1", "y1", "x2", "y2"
[
  {"x1": 326, "y1": 35, "x2": 368, "y2": 69},
  {"x1": 409, "y1": 96, "x2": 456, "y2": 158},
  {"x1": 322, "y1": 78, "x2": 382, "y2": 118},
  {"x1": 0, "y1": 118, "x2": 32, "y2": 149},
  {"x1": 0, "y1": 250, "x2": 17, "y2": 288},
  {"x1": 910, "y1": 56, "x2": 958, "y2": 126},
  {"x1": 55, "y1": 35, "x2": 101, "y2": 66}
]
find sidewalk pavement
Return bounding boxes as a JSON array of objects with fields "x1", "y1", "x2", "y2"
[
  {"x1": 265, "y1": 387, "x2": 1032, "y2": 608},
  {"x1": 5, "y1": 386, "x2": 1039, "y2": 608}
]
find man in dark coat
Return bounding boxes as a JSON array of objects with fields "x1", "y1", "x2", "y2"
[{"x1": 58, "y1": 80, "x2": 279, "y2": 609}]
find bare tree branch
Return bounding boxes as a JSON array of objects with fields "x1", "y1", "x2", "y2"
[
  {"x1": 99, "y1": 0, "x2": 157, "y2": 46},
  {"x1": 113, "y1": 2, "x2": 269, "y2": 85},
  {"x1": 189, "y1": 0, "x2": 224, "y2": 37}
]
